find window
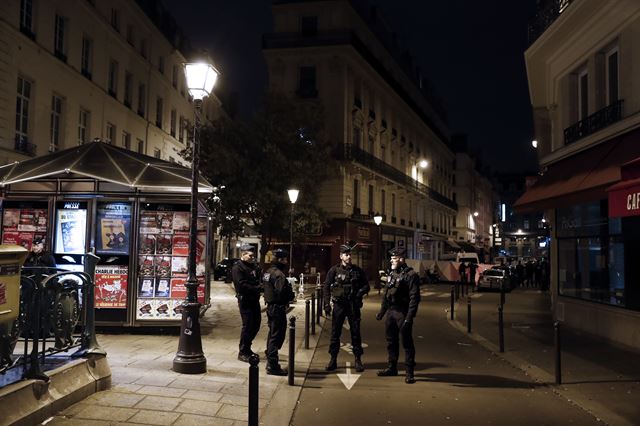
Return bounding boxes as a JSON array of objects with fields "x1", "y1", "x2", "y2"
[
  {"x1": 392, "y1": 193, "x2": 396, "y2": 218},
  {"x1": 353, "y1": 127, "x2": 362, "y2": 148},
  {"x1": 524, "y1": 219, "x2": 530, "y2": 230},
  {"x1": 137, "y1": 83, "x2": 146, "y2": 116},
  {"x1": 155, "y1": 97, "x2": 163, "y2": 128},
  {"x1": 140, "y1": 39, "x2": 148, "y2": 59},
  {"x1": 126, "y1": 24, "x2": 134, "y2": 45},
  {"x1": 111, "y1": 9, "x2": 120, "y2": 32},
  {"x1": 15, "y1": 77, "x2": 32, "y2": 151},
  {"x1": 300, "y1": 16, "x2": 318, "y2": 36},
  {"x1": 81, "y1": 36, "x2": 93, "y2": 79},
  {"x1": 78, "y1": 108, "x2": 90, "y2": 145},
  {"x1": 381, "y1": 190, "x2": 386, "y2": 215},
  {"x1": 124, "y1": 71, "x2": 133, "y2": 107},
  {"x1": 122, "y1": 131, "x2": 131, "y2": 150},
  {"x1": 368, "y1": 185, "x2": 374, "y2": 214},
  {"x1": 108, "y1": 60, "x2": 118, "y2": 98},
  {"x1": 172, "y1": 65, "x2": 178, "y2": 88},
  {"x1": 170, "y1": 109, "x2": 177, "y2": 137},
  {"x1": 105, "y1": 123, "x2": 116, "y2": 144},
  {"x1": 297, "y1": 66, "x2": 317, "y2": 98},
  {"x1": 50, "y1": 95, "x2": 63, "y2": 152},
  {"x1": 353, "y1": 179, "x2": 360, "y2": 212},
  {"x1": 179, "y1": 116, "x2": 185, "y2": 142},
  {"x1": 578, "y1": 69, "x2": 588, "y2": 120},
  {"x1": 137, "y1": 138, "x2": 144, "y2": 154},
  {"x1": 20, "y1": 0, "x2": 34, "y2": 38},
  {"x1": 368, "y1": 135, "x2": 374, "y2": 155},
  {"x1": 169, "y1": 156, "x2": 175, "y2": 163},
  {"x1": 54, "y1": 14, "x2": 67, "y2": 61},
  {"x1": 154, "y1": 148, "x2": 161, "y2": 159},
  {"x1": 606, "y1": 48, "x2": 619, "y2": 105},
  {"x1": 158, "y1": 56, "x2": 164, "y2": 74}
]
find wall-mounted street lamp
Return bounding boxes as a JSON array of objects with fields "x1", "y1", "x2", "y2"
[
  {"x1": 418, "y1": 159, "x2": 429, "y2": 169},
  {"x1": 173, "y1": 60, "x2": 219, "y2": 375},
  {"x1": 473, "y1": 211, "x2": 479, "y2": 217},
  {"x1": 532, "y1": 140, "x2": 538, "y2": 148},
  {"x1": 373, "y1": 213, "x2": 383, "y2": 226},
  {"x1": 288, "y1": 189, "x2": 299, "y2": 277}
]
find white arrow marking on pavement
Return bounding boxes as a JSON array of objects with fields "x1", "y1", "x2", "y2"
[{"x1": 337, "y1": 362, "x2": 361, "y2": 390}]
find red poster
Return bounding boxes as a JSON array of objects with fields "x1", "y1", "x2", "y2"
[
  {"x1": 18, "y1": 232, "x2": 35, "y2": 250},
  {"x1": 95, "y1": 265, "x2": 128, "y2": 308},
  {"x1": 2, "y1": 209, "x2": 20, "y2": 231},
  {"x1": 172, "y1": 234, "x2": 189, "y2": 256},
  {"x1": 18, "y1": 209, "x2": 37, "y2": 232},
  {"x1": 2, "y1": 231, "x2": 19, "y2": 245},
  {"x1": 170, "y1": 277, "x2": 187, "y2": 299}
]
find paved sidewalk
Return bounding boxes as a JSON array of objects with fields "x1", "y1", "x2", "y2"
[
  {"x1": 46, "y1": 281, "x2": 325, "y2": 425},
  {"x1": 450, "y1": 287, "x2": 640, "y2": 426}
]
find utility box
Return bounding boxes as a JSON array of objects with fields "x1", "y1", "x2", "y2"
[{"x1": 0, "y1": 245, "x2": 28, "y2": 324}]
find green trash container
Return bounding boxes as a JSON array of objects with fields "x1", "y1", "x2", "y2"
[{"x1": 0, "y1": 244, "x2": 28, "y2": 371}]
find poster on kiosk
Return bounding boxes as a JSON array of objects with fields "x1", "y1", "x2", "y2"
[{"x1": 53, "y1": 201, "x2": 88, "y2": 272}]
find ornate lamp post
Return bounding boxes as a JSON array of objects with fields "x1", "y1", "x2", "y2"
[
  {"x1": 287, "y1": 189, "x2": 299, "y2": 277},
  {"x1": 173, "y1": 60, "x2": 219, "y2": 374}
]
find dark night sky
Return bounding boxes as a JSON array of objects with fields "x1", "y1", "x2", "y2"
[{"x1": 163, "y1": 0, "x2": 538, "y2": 173}]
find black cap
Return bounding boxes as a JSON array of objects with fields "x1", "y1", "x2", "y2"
[
  {"x1": 33, "y1": 236, "x2": 45, "y2": 245},
  {"x1": 389, "y1": 247, "x2": 406, "y2": 257},
  {"x1": 339, "y1": 244, "x2": 352, "y2": 254},
  {"x1": 272, "y1": 248, "x2": 288, "y2": 259},
  {"x1": 239, "y1": 243, "x2": 255, "y2": 252}
]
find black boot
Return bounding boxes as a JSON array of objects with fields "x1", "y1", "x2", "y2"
[
  {"x1": 377, "y1": 362, "x2": 398, "y2": 376},
  {"x1": 266, "y1": 363, "x2": 288, "y2": 376},
  {"x1": 325, "y1": 356, "x2": 338, "y2": 371},
  {"x1": 354, "y1": 356, "x2": 364, "y2": 372},
  {"x1": 405, "y1": 366, "x2": 415, "y2": 384}
]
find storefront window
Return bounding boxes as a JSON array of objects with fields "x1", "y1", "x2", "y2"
[{"x1": 557, "y1": 201, "x2": 625, "y2": 307}]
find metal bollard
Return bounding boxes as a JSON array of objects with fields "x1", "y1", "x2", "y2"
[
  {"x1": 450, "y1": 286, "x2": 455, "y2": 320},
  {"x1": 288, "y1": 316, "x2": 296, "y2": 386},
  {"x1": 316, "y1": 287, "x2": 321, "y2": 324},
  {"x1": 467, "y1": 296, "x2": 471, "y2": 333},
  {"x1": 304, "y1": 300, "x2": 310, "y2": 349},
  {"x1": 311, "y1": 293, "x2": 316, "y2": 335},
  {"x1": 248, "y1": 354, "x2": 259, "y2": 426},
  {"x1": 498, "y1": 304, "x2": 504, "y2": 353},
  {"x1": 500, "y1": 284, "x2": 505, "y2": 306},
  {"x1": 554, "y1": 321, "x2": 561, "y2": 385}
]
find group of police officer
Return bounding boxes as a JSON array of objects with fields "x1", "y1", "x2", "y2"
[{"x1": 231, "y1": 242, "x2": 421, "y2": 383}]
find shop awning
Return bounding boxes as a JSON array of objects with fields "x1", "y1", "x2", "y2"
[
  {"x1": 444, "y1": 240, "x2": 461, "y2": 249},
  {"x1": 0, "y1": 141, "x2": 214, "y2": 193},
  {"x1": 514, "y1": 128, "x2": 640, "y2": 213},
  {"x1": 607, "y1": 157, "x2": 640, "y2": 217}
]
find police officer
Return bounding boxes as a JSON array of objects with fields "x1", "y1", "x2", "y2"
[
  {"x1": 231, "y1": 244, "x2": 262, "y2": 363},
  {"x1": 24, "y1": 236, "x2": 56, "y2": 268},
  {"x1": 262, "y1": 248, "x2": 295, "y2": 376},
  {"x1": 323, "y1": 244, "x2": 370, "y2": 372},
  {"x1": 376, "y1": 247, "x2": 421, "y2": 384}
]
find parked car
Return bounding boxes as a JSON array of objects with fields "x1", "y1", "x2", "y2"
[
  {"x1": 214, "y1": 258, "x2": 238, "y2": 281},
  {"x1": 477, "y1": 267, "x2": 513, "y2": 292}
]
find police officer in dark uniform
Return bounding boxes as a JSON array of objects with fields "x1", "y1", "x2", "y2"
[
  {"x1": 24, "y1": 237, "x2": 56, "y2": 269},
  {"x1": 231, "y1": 244, "x2": 262, "y2": 363},
  {"x1": 323, "y1": 244, "x2": 370, "y2": 372},
  {"x1": 262, "y1": 248, "x2": 295, "y2": 376},
  {"x1": 376, "y1": 246, "x2": 421, "y2": 384}
]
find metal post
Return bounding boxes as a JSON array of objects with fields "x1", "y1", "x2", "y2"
[
  {"x1": 304, "y1": 300, "x2": 310, "y2": 349},
  {"x1": 554, "y1": 321, "x2": 561, "y2": 385},
  {"x1": 450, "y1": 286, "x2": 454, "y2": 320},
  {"x1": 74, "y1": 250, "x2": 106, "y2": 357},
  {"x1": 311, "y1": 293, "x2": 316, "y2": 335},
  {"x1": 500, "y1": 283, "x2": 505, "y2": 306},
  {"x1": 289, "y1": 203, "x2": 294, "y2": 278},
  {"x1": 288, "y1": 316, "x2": 296, "y2": 386},
  {"x1": 24, "y1": 271, "x2": 48, "y2": 381},
  {"x1": 467, "y1": 296, "x2": 471, "y2": 333},
  {"x1": 498, "y1": 304, "x2": 504, "y2": 353},
  {"x1": 315, "y1": 287, "x2": 321, "y2": 324},
  {"x1": 248, "y1": 354, "x2": 259, "y2": 426},
  {"x1": 173, "y1": 99, "x2": 206, "y2": 374}
]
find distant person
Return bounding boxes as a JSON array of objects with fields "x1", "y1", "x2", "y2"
[
  {"x1": 458, "y1": 261, "x2": 468, "y2": 284},
  {"x1": 376, "y1": 247, "x2": 421, "y2": 384},
  {"x1": 323, "y1": 244, "x2": 370, "y2": 372},
  {"x1": 516, "y1": 261, "x2": 524, "y2": 287},
  {"x1": 262, "y1": 249, "x2": 295, "y2": 376},
  {"x1": 525, "y1": 261, "x2": 534, "y2": 287},
  {"x1": 468, "y1": 262, "x2": 478, "y2": 287},
  {"x1": 231, "y1": 244, "x2": 262, "y2": 363}
]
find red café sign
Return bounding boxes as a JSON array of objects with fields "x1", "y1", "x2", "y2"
[{"x1": 608, "y1": 178, "x2": 640, "y2": 217}]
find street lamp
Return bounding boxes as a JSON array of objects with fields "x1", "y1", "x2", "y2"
[
  {"x1": 373, "y1": 213, "x2": 383, "y2": 226},
  {"x1": 473, "y1": 211, "x2": 479, "y2": 217},
  {"x1": 173, "y1": 60, "x2": 219, "y2": 374},
  {"x1": 418, "y1": 159, "x2": 429, "y2": 169},
  {"x1": 288, "y1": 189, "x2": 299, "y2": 277}
]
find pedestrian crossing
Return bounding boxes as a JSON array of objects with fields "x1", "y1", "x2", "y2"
[{"x1": 421, "y1": 289, "x2": 483, "y2": 299}]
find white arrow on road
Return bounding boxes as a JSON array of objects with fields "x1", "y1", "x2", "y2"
[{"x1": 337, "y1": 362, "x2": 361, "y2": 390}]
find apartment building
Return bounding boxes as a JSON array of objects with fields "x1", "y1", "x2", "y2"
[
  {"x1": 517, "y1": 0, "x2": 640, "y2": 348},
  {"x1": 263, "y1": 0, "x2": 457, "y2": 279},
  {"x1": 0, "y1": 0, "x2": 222, "y2": 166}
]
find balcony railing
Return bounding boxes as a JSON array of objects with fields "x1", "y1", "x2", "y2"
[
  {"x1": 528, "y1": 0, "x2": 574, "y2": 45},
  {"x1": 14, "y1": 136, "x2": 37, "y2": 157},
  {"x1": 564, "y1": 100, "x2": 624, "y2": 145},
  {"x1": 335, "y1": 143, "x2": 458, "y2": 211}
]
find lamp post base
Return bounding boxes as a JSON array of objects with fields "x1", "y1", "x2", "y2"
[{"x1": 173, "y1": 301, "x2": 207, "y2": 374}]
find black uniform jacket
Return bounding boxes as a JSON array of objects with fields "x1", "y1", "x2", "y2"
[
  {"x1": 379, "y1": 263, "x2": 420, "y2": 319},
  {"x1": 263, "y1": 264, "x2": 295, "y2": 305},
  {"x1": 323, "y1": 263, "x2": 370, "y2": 306},
  {"x1": 232, "y1": 260, "x2": 262, "y2": 303}
]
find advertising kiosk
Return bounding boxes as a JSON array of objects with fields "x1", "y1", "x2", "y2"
[{"x1": 0, "y1": 141, "x2": 214, "y2": 327}]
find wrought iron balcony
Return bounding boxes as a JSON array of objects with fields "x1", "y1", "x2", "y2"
[
  {"x1": 528, "y1": 0, "x2": 574, "y2": 45},
  {"x1": 14, "y1": 136, "x2": 37, "y2": 156},
  {"x1": 335, "y1": 143, "x2": 457, "y2": 211},
  {"x1": 564, "y1": 100, "x2": 624, "y2": 145}
]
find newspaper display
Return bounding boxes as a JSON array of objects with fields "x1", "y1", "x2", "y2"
[
  {"x1": 1, "y1": 207, "x2": 49, "y2": 249},
  {"x1": 95, "y1": 265, "x2": 128, "y2": 308}
]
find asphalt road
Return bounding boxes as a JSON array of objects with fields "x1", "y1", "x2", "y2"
[{"x1": 290, "y1": 287, "x2": 600, "y2": 426}]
